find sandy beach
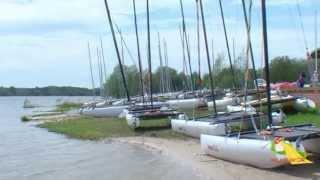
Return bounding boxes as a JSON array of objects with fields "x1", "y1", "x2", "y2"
[{"x1": 112, "y1": 137, "x2": 320, "y2": 180}]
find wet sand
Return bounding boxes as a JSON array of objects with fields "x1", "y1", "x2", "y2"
[{"x1": 112, "y1": 137, "x2": 320, "y2": 180}]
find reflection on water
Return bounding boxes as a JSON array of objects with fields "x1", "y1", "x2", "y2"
[{"x1": 0, "y1": 97, "x2": 201, "y2": 180}]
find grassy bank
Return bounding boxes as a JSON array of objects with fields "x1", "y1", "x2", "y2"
[
  {"x1": 54, "y1": 102, "x2": 82, "y2": 112},
  {"x1": 286, "y1": 113, "x2": 320, "y2": 127},
  {"x1": 39, "y1": 116, "x2": 186, "y2": 140},
  {"x1": 38, "y1": 106, "x2": 320, "y2": 141},
  {"x1": 183, "y1": 108, "x2": 211, "y2": 118}
]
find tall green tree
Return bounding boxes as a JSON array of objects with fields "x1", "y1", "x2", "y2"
[
  {"x1": 269, "y1": 56, "x2": 308, "y2": 83},
  {"x1": 105, "y1": 65, "x2": 141, "y2": 98}
]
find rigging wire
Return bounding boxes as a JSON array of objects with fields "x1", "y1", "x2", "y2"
[
  {"x1": 218, "y1": 0, "x2": 237, "y2": 90},
  {"x1": 114, "y1": 24, "x2": 138, "y2": 66},
  {"x1": 87, "y1": 42, "x2": 96, "y2": 97},
  {"x1": 179, "y1": 25, "x2": 191, "y2": 91},
  {"x1": 198, "y1": 0, "x2": 218, "y2": 115},
  {"x1": 179, "y1": 0, "x2": 195, "y2": 92},
  {"x1": 296, "y1": 0, "x2": 309, "y2": 55},
  {"x1": 133, "y1": 0, "x2": 145, "y2": 103},
  {"x1": 103, "y1": 0, "x2": 130, "y2": 102}
]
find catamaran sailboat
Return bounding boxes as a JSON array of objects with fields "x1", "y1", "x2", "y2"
[{"x1": 201, "y1": 0, "x2": 319, "y2": 168}]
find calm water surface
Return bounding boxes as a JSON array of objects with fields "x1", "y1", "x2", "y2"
[{"x1": 0, "y1": 97, "x2": 202, "y2": 180}]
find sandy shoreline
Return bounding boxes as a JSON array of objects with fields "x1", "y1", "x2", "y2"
[{"x1": 110, "y1": 137, "x2": 320, "y2": 180}]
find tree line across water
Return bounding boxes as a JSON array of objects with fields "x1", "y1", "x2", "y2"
[
  {"x1": 0, "y1": 56, "x2": 316, "y2": 97},
  {"x1": 0, "y1": 86, "x2": 98, "y2": 96}
]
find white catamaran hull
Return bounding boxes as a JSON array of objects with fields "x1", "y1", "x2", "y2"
[
  {"x1": 126, "y1": 113, "x2": 140, "y2": 129},
  {"x1": 226, "y1": 105, "x2": 256, "y2": 113},
  {"x1": 207, "y1": 97, "x2": 238, "y2": 112},
  {"x1": 81, "y1": 105, "x2": 128, "y2": 118},
  {"x1": 227, "y1": 105, "x2": 285, "y2": 125},
  {"x1": 302, "y1": 138, "x2": 320, "y2": 154},
  {"x1": 167, "y1": 98, "x2": 206, "y2": 109},
  {"x1": 201, "y1": 135, "x2": 291, "y2": 169},
  {"x1": 293, "y1": 98, "x2": 317, "y2": 112},
  {"x1": 171, "y1": 119, "x2": 226, "y2": 138}
]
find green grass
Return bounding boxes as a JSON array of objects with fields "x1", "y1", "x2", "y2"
[
  {"x1": 38, "y1": 116, "x2": 186, "y2": 140},
  {"x1": 37, "y1": 106, "x2": 320, "y2": 141},
  {"x1": 138, "y1": 118, "x2": 171, "y2": 128},
  {"x1": 285, "y1": 113, "x2": 320, "y2": 127},
  {"x1": 54, "y1": 102, "x2": 82, "y2": 112}
]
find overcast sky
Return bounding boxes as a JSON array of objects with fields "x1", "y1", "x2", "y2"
[{"x1": 0, "y1": 0, "x2": 319, "y2": 88}]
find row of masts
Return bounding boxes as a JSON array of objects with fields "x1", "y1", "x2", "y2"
[
  {"x1": 100, "y1": 0, "x2": 273, "y2": 126},
  {"x1": 87, "y1": 39, "x2": 108, "y2": 98}
]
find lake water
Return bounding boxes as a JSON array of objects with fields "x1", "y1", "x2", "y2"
[{"x1": 0, "y1": 97, "x2": 202, "y2": 180}]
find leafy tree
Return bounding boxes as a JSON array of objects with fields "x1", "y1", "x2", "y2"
[
  {"x1": 0, "y1": 86, "x2": 95, "y2": 96},
  {"x1": 269, "y1": 56, "x2": 308, "y2": 83},
  {"x1": 105, "y1": 65, "x2": 141, "y2": 98}
]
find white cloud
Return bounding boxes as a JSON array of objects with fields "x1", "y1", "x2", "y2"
[{"x1": 0, "y1": 0, "x2": 318, "y2": 87}]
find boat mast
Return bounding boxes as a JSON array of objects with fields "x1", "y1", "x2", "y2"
[
  {"x1": 87, "y1": 42, "x2": 96, "y2": 97},
  {"x1": 211, "y1": 39, "x2": 215, "y2": 76},
  {"x1": 261, "y1": 0, "x2": 273, "y2": 127},
  {"x1": 179, "y1": 0, "x2": 195, "y2": 92},
  {"x1": 133, "y1": 0, "x2": 145, "y2": 103},
  {"x1": 218, "y1": 0, "x2": 237, "y2": 90},
  {"x1": 196, "y1": 0, "x2": 201, "y2": 89},
  {"x1": 114, "y1": 24, "x2": 138, "y2": 66},
  {"x1": 99, "y1": 49, "x2": 105, "y2": 97},
  {"x1": 163, "y1": 39, "x2": 171, "y2": 93},
  {"x1": 96, "y1": 48, "x2": 103, "y2": 97},
  {"x1": 198, "y1": 0, "x2": 217, "y2": 115},
  {"x1": 241, "y1": 0, "x2": 259, "y2": 91},
  {"x1": 179, "y1": 26, "x2": 190, "y2": 90},
  {"x1": 100, "y1": 38, "x2": 108, "y2": 96},
  {"x1": 120, "y1": 29, "x2": 125, "y2": 64},
  {"x1": 158, "y1": 32, "x2": 165, "y2": 94},
  {"x1": 146, "y1": 0, "x2": 153, "y2": 106},
  {"x1": 103, "y1": 0, "x2": 130, "y2": 102},
  {"x1": 232, "y1": 38, "x2": 240, "y2": 87},
  {"x1": 314, "y1": 10, "x2": 318, "y2": 83}
]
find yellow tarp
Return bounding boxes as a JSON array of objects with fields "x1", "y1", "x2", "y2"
[{"x1": 281, "y1": 142, "x2": 312, "y2": 165}]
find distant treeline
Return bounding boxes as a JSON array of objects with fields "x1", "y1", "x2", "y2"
[
  {"x1": 1, "y1": 56, "x2": 315, "y2": 98},
  {"x1": 0, "y1": 86, "x2": 97, "y2": 96}
]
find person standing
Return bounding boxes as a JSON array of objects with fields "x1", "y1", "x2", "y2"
[{"x1": 297, "y1": 72, "x2": 306, "y2": 88}]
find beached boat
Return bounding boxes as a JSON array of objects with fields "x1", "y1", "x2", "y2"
[
  {"x1": 227, "y1": 105, "x2": 285, "y2": 124},
  {"x1": 207, "y1": 97, "x2": 238, "y2": 112},
  {"x1": 125, "y1": 104, "x2": 180, "y2": 129},
  {"x1": 242, "y1": 95, "x2": 316, "y2": 113},
  {"x1": 200, "y1": 120, "x2": 320, "y2": 168},
  {"x1": 171, "y1": 112, "x2": 264, "y2": 138},
  {"x1": 242, "y1": 95, "x2": 296, "y2": 108},
  {"x1": 167, "y1": 98, "x2": 207, "y2": 109},
  {"x1": 302, "y1": 137, "x2": 320, "y2": 154},
  {"x1": 171, "y1": 118, "x2": 226, "y2": 138},
  {"x1": 226, "y1": 105, "x2": 255, "y2": 113},
  {"x1": 293, "y1": 98, "x2": 317, "y2": 112},
  {"x1": 198, "y1": 0, "x2": 318, "y2": 169},
  {"x1": 201, "y1": 134, "x2": 309, "y2": 168},
  {"x1": 81, "y1": 105, "x2": 128, "y2": 118},
  {"x1": 95, "y1": 100, "x2": 109, "y2": 108}
]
